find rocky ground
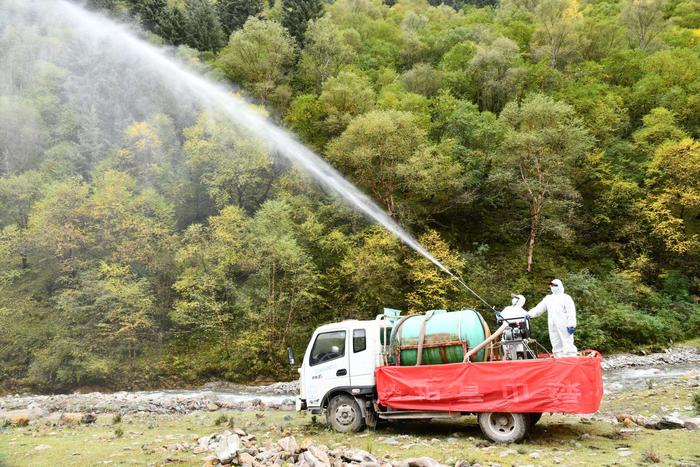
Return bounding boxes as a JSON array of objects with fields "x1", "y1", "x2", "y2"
[
  {"x1": 0, "y1": 382, "x2": 297, "y2": 418},
  {"x1": 1, "y1": 348, "x2": 699, "y2": 466},
  {"x1": 600, "y1": 344, "x2": 700, "y2": 370}
]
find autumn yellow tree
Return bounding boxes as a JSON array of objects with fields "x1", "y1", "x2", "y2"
[
  {"x1": 405, "y1": 230, "x2": 466, "y2": 313},
  {"x1": 641, "y1": 138, "x2": 700, "y2": 255}
]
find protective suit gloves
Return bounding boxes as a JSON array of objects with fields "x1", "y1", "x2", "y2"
[{"x1": 566, "y1": 326, "x2": 575, "y2": 335}]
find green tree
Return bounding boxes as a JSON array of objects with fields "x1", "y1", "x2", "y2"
[
  {"x1": 0, "y1": 96, "x2": 48, "y2": 174},
  {"x1": 469, "y1": 37, "x2": 526, "y2": 112},
  {"x1": 172, "y1": 206, "x2": 250, "y2": 357},
  {"x1": 531, "y1": 0, "x2": 582, "y2": 68},
  {"x1": 632, "y1": 108, "x2": 688, "y2": 156},
  {"x1": 216, "y1": 18, "x2": 296, "y2": 100},
  {"x1": 620, "y1": 0, "x2": 665, "y2": 50},
  {"x1": 217, "y1": 0, "x2": 264, "y2": 35},
  {"x1": 401, "y1": 63, "x2": 443, "y2": 97},
  {"x1": 327, "y1": 110, "x2": 465, "y2": 221},
  {"x1": 318, "y1": 71, "x2": 376, "y2": 137},
  {"x1": 244, "y1": 200, "x2": 319, "y2": 356},
  {"x1": 281, "y1": 0, "x2": 323, "y2": 44},
  {"x1": 159, "y1": 4, "x2": 188, "y2": 44},
  {"x1": 184, "y1": 0, "x2": 226, "y2": 50},
  {"x1": 297, "y1": 16, "x2": 356, "y2": 90},
  {"x1": 183, "y1": 113, "x2": 277, "y2": 213},
  {"x1": 492, "y1": 94, "x2": 593, "y2": 272},
  {"x1": 131, "y1": 0, "x2": 168, "y2": 34},
  {"x1": 284, "y1": 94, "x2": 326, "y2": 149},
  {"x1": 55, "y1": 263, "x2": 157, "y2": 360}
]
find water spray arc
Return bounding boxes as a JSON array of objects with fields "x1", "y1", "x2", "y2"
[{"x1": 3, "y1": 0, "x2": 494, "y2": 310}]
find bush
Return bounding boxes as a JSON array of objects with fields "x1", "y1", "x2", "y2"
[
  {"x1": 562, "y1": 270, "x2": 697, "y2": 353},
  {"x1": 214, "y1": 414, "x2": 228, "y2": 426}
]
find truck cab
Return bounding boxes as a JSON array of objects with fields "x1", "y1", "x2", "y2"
[{"x1": 297, "y1": 314, "x2": 395, "y2": 432}]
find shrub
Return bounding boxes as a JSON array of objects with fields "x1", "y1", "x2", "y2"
[
  {"x1": 642, "y1": 447, "x2": 660, "y2": 463},
  {"x1": 214, "y1": 414, "x2": 228, "y2": 426}
]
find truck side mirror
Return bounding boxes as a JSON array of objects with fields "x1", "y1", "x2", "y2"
[{"x1": 287, "y1": 347, "x2": 296, "y2": 366}]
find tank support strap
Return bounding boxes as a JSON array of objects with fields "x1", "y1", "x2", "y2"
[{"x1": 415, "y1": 310, "x2": 435, "y2": 366}]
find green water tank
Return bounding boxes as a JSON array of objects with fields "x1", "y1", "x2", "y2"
[{"x1": 390, "y1": 309, "x2": 489, "y2": 365}]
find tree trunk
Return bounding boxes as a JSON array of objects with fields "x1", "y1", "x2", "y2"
[{"x1": 527, "y1": 201, "x2": 542, "y2": 273}]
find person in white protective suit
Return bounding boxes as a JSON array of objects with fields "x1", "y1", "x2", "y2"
[
  {"x1": 500, "y1": 294, "x2": 527, "y2": 320},
  {"x1": 499, "y1": 294, "x2": 528, "y2": 357},
  {"x1": 526, "y1": 279, "x2": 577, "y2": 357}
]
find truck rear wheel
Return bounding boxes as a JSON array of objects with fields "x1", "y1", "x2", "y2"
[
  {"x1": 478, "y1": 412, "x2": 529, "y2": 443},
  {"x1": 327, "y1": 394, "x2": 365, "y2": 433},
  {"x1": 528, "y1": 413, "x2": 542, "y2": 427}
]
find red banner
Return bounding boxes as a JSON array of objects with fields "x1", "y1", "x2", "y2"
[{"x1": 376, "y1": 355, "x2": 603, "y2": 414}]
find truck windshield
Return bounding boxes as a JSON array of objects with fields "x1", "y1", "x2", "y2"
[{"x1": 310, "y1": 331, "x2": 346, "y2": 366}]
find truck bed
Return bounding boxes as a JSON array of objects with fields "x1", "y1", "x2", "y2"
[{"x1": 375, "y1": 354, "x2": 603, "y2": 414}]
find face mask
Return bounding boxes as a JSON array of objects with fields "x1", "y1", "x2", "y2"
[{"x1": 550, "y1": 286, "x2": 558, "y2": 294}]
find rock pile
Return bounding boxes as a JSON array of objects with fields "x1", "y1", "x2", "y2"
[
  {"x1": 193, "y1": 431, "x2": 460, "y2": 467},
  {"x1": 201, "y1": 381, "x2": 299, "y2": 395},
  {"x1": 615, "y1": 413, "x2": 700, "y2": 431}
]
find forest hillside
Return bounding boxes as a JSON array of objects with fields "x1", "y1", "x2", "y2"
[{"x1": 1, "y1": 0, "x2": 699, "y2": 392}]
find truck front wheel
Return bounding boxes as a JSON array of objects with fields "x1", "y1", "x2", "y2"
[
  {"x1": 327, "y1": 394, "x2": 365, "y2": 433},
  {"x1": 478, "y1": 412, "x2": 529, "y2": 443}
]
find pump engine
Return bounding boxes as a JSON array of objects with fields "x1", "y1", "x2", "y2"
[{"x1": 497, "y1": 315, "x2": 537, "y2": 360}]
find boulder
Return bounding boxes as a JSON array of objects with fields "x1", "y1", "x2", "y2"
[
  {"x1": 239, "y1": 451, "x2": 256, "y2": 466},
  {"x1": 300, "y1": 438, "x2": 314, "y2": 450},
  {"x1": 395, "y1": 458, "x2": 446, "y2": 467},
  {"x1": 307, "y1": 445, "x2": 331, "y2": 464},
  {"x1": 80, "y1": 413, "x2": 96, "y2": 424},
  {"x1": 301, "y1": 450, "x2": 331, "y2": 467},
  {"x1": 1, "y1": 408, "x2": 46, "y2": 424},
  {"x1": 683, "y1": 417, "x2": 700, "y2": 431},
  {"x1": 632, "y1": 415, "x2": 660, "y2": 429},
  {"x1": 215, "y1": 433, "x2": 241, "y2": 463},
  {"x1": 277, "y1": 436, "x2": 299, "y2": 453},
  {"x1": 9, "y1": 415, "x2": 30, "y2": 427},
  {"x1": 198, "y1": 435, "x2": 213, "y2": 450},
  {"x1": 657, "y1": 415, "x2": 685, "y2": 429},
  {"x1": 342, "y1": 448, "x2": 378, "y2": 464},
  {"x1": 60, "y1": 413, "x2": 87, "y2": 425}
]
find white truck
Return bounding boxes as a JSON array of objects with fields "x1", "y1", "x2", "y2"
[{"x1": 292, "y1": 310, "x2": 603, "y2": 443}]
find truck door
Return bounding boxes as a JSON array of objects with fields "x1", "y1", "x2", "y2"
[
  {"x1": 349, "y1": 327, "x2": 373, "y2": 387},
  {"x1": 305, "y1": 329, "x2": 350, "y2": 407}
]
